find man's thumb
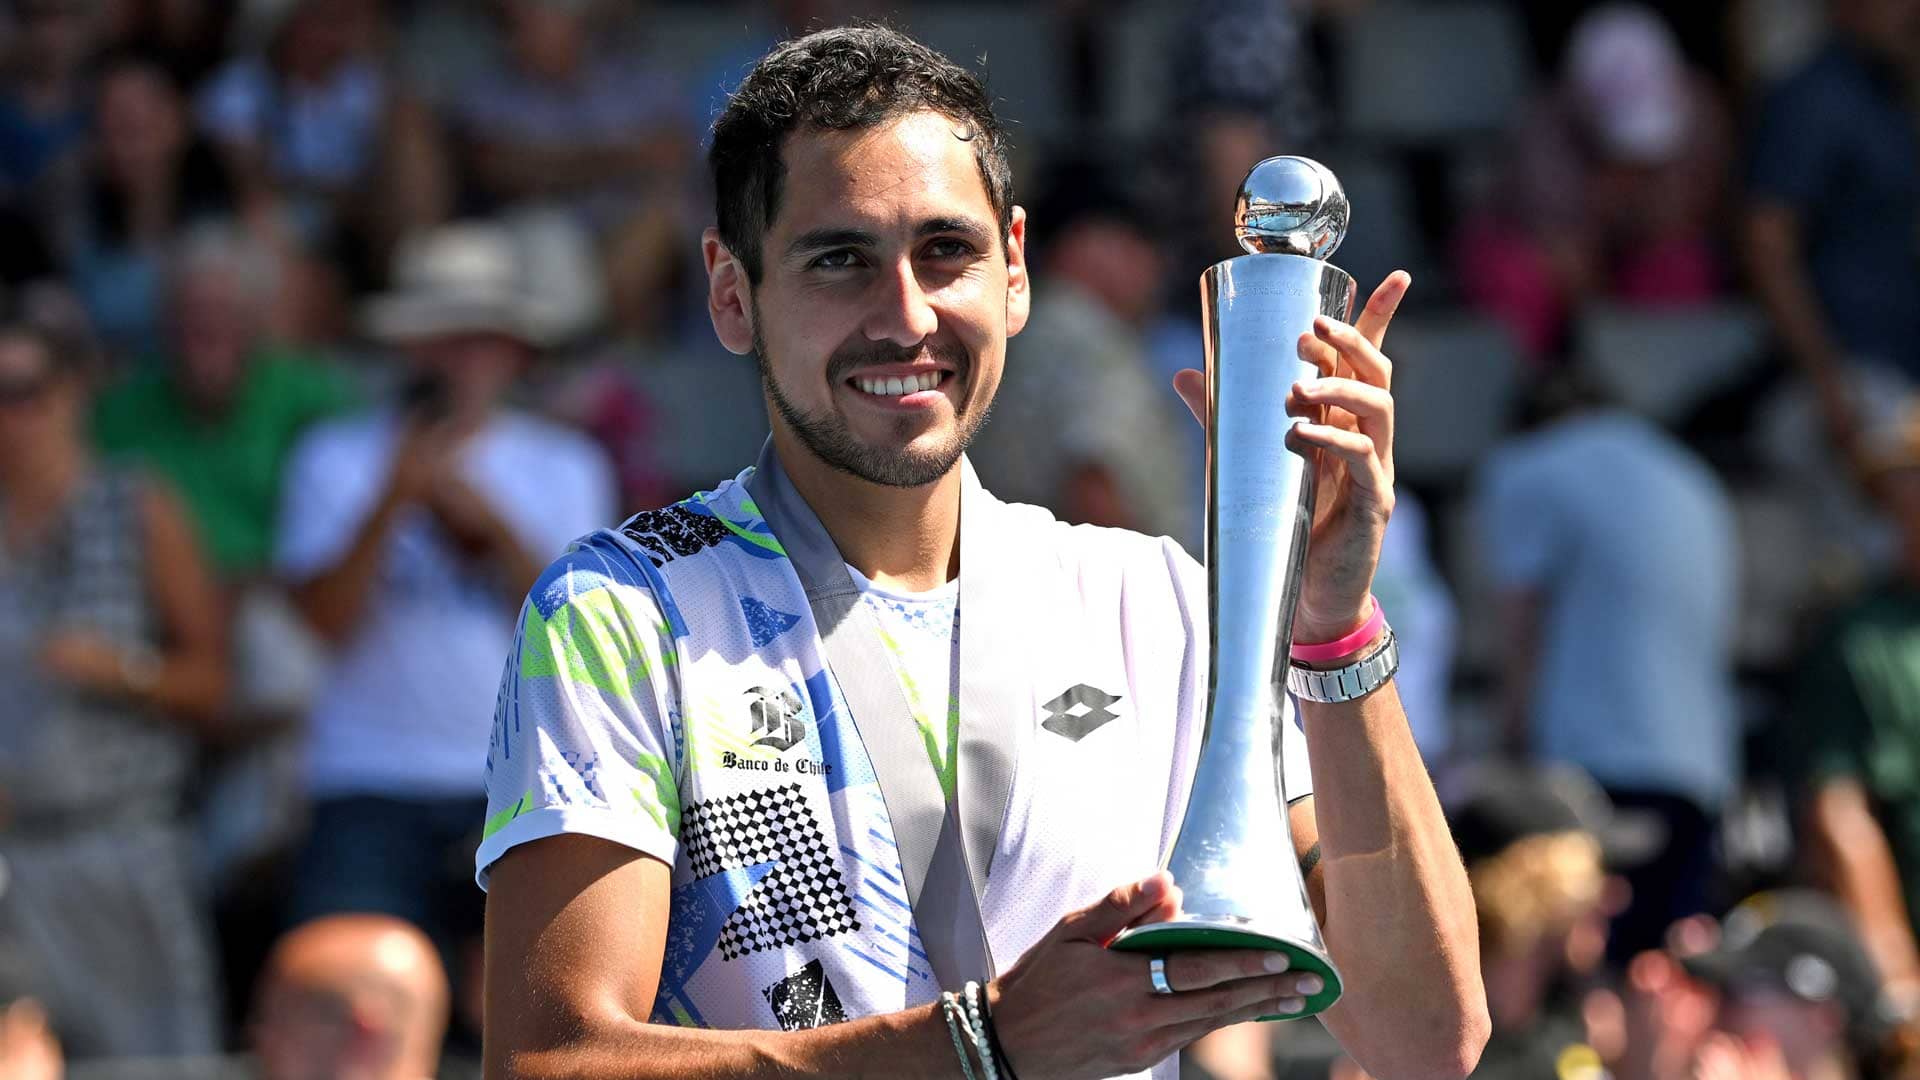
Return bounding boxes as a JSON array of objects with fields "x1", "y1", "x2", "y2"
[{"x1": 1058, "y1": 872, "x2": 1172, "y2": 945}]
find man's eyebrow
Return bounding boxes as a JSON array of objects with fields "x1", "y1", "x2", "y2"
[
  {"x1": 784, "y1": 227, "x2": 879, "y2": 259},
  {"x1": 918, "y1": 217, "x2": 993, "y2": 245},
  {"x1": 783, "y1": 218, "x2": 996, "y2": 261}
]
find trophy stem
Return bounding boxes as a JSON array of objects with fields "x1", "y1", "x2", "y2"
[{"x1": 1109, "y1": 210, "x2": 1357, "y2": 1022}]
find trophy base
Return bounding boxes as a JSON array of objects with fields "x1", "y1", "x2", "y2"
[{"x1": 1110, "y1": 918, "x2": 1343, "y2": 1019}]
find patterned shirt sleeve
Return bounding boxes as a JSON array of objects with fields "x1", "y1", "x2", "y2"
[{"x1": 477, "y1": 531, "x2": 685, "y2": 889}]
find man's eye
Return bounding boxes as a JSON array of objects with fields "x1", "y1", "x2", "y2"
[
  {"x1": 811, "y1": 250, "x2": 861, "y2": 270},
  {"x1": 926, "y1": 238, "x2": 974, "y2": 258}
]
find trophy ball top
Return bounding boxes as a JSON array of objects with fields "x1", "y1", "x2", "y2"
[{"x1": 1234, "y1": 156, "x2": 1349, "y2": 259}]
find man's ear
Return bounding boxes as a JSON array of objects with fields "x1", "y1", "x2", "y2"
[
  {"x1": 1005, "y1": 205, "x2": 1030, "y2": 338},
  {"x1": 703, "y1": 227, "x2": 755, "y2": 356}
]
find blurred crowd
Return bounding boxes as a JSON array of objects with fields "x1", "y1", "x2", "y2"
[{"x1": 0, "y1": 0, "x2": 1918, "y2": 1077}]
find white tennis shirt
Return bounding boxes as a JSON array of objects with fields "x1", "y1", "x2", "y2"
[{"x1": 478, "y1": 465, "x2": 1314, "y2": 1078}]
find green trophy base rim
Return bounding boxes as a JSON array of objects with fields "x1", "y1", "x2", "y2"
[{"x1": 1109, "y1": 918, "x2": 1343, "y2": 1019}]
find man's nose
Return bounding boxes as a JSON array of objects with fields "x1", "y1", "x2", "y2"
[{"x1": 863, "y1": 258, "x2": 938, "y2": 347}]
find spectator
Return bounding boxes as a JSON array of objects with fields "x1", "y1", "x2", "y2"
[
  {"x1": 1683, "y1": 890, "x2": 1890, "y2": 1080},
  {"x1": 195, "y1": 0, "x2": 391, "y2": 248},
  {"x1": 1744, "y1": 0, "x2": 1920, "y2": 471},
  {"x1": 969, "y1": 166, "x2": 1193, "y2": 547},
  {"x1": 1448, "y1": 763, "x2": 1644, "y2": 1078},
  {"x1": 1793, "y1": 399, "x2": 1920, "y2": 1012},
  {"x1": 93, "y1": 222, "x2": 355, "y2": 579},
  {"x1": 46, "y1": 52, "x2": 238, "y2": 361},
  {"x1": 91, "y1": 223, "x2": 353, "y2": 990},
  {"x1": 276, "y1": 220, "x2": 612, "y2": 1023},
  {"x1": 0, "y1": 319, "x2": 229, "y2": 1058},
  {"x1": 1476, "y1": 369, "x2": 1740, "y2": 963},
  {"x1": 0, "y1": 0, "x2": 99, "y2": 197},
  {"x1": 251, "y1": 914, "x2": 448, "y2": 1080},
  {"x1": 447, "y1": 0, "x2": 689, "y2": 229},
  {"x1": 1457, "y1": 3, "x2": 1732, "y2": 362}
]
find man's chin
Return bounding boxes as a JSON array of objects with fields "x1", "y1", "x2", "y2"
[{"x1": 813, "y1": 434, "x2": 965, "y2": 488}]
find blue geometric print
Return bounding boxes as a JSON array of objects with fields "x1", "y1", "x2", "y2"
[
  {"x1": 653, "y1": 860, "x2": 778, "y2": 1027},
  {"x1": 740, "y1": 597, "x2": 801, "y2": 648},
  {"x1": 801, "y1": 668, "x2": 876, "y2": 795}
]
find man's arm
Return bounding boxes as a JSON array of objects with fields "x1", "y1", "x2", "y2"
[
  {"x1": 1805, "y1": 778, "x2": 1920, "y2": 1001},
  {"x1": 1742, "y1": 203, "x2": 1862, "y2": 470},
  {"x1": 286, "y1": 423, "x2": 462, "y2": 643},
  {"x1": 482, "y1": 835, "x2": 958, "y2": 1080},
  {"x1": 1288, "y1": 680, "x2": 1486, "y2": 1080},
  {"x1": 423, "y1": 476, "x2": 546, "y2": 602},
  {"x1": 484, "y1": 835, "x2": 1313, "y2": 1080}
]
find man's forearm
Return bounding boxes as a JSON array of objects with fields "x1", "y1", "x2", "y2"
[
  {"x1": 1744, "y1": 206, "x2": 1847, "y2": 386},
  {"x1": 1810, "y1": 781, "x2": 1920, "y2": 993},
  {"x1": 489, "y1": 1001, "x2": 967, "y2": 1080},
  {"x1": 1297, "y1": 679, "x2": 1488, "y2": 1080},
  {"x1": 290, "y1": 492, "x2": 407, "y2": 645}
]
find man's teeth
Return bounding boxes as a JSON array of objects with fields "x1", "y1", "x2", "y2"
[{"x1": 855, "y1": 371, "x2": 942, "y2": 395}]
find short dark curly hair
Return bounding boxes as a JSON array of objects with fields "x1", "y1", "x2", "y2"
[{"x1": 709, "y1": 25, "x2": 1014, "y2": 284}]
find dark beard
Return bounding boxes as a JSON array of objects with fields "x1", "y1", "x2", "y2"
[{"x1": 751, "y1": 305, "x2": 990, "y2": 489}]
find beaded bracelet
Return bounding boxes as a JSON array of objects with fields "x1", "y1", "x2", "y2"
[
  {"x1": 961, "y1": 983, "x2": 1001, "y2": 1080},
  {"x1": 939, "y1": 992, "x2": 979, "y2": 1080},
  {"x1": 971, "y1": 982, "x2": 1022, "y2": 1080}
]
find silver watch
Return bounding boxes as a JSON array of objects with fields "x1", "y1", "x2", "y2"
[{"x1": 1286, "y1": 629, "x2": 1399, "y2": 703}]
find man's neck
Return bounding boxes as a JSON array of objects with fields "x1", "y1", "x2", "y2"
[{"x1": 772, "y1": 429, "x2": 960, "y2": 594}]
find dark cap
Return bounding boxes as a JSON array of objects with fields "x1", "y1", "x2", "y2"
[
  {"x1": 1683, "y1": 890, "x2": 1887, "y2": 1035},
  {"x1": 1447, "y1": 762, "x2": 1664, "y2": 868}
]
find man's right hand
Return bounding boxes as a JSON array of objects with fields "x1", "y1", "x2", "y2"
[{"x1": 987, "y1": 873, "x2": 1323, "y2": 1080}]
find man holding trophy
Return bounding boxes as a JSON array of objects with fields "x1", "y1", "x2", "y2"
[{"x1": 477, "y1": 25, "x2": 1487, "y2": 1080}]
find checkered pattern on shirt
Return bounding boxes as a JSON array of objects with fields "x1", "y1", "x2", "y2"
[{"x1": 681, "y1": 783, "x2": 861, "y2": 960}]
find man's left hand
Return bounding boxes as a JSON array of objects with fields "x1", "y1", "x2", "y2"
[{"x1": 1173, "y1": 270, "x2": 1409, "y2": 644}]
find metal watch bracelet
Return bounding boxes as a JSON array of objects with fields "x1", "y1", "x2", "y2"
[{"x1": 1286, "y1": 628, "x2": 1399, "y2": 703}]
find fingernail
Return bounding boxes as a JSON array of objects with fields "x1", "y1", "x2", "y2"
[
  {"x1": 1263, "y1": 952, "x2": 1291, "y2": 973},
  {"x1": 1277, "y1": 996, "x2": 1305, "y2": 1015},
  {"x1": 1297, "y1": 973, "x2": 1324, "y2": 995},
  {"x1": 1139, "y1": 874, "x2": 1166, "y2": 899}
]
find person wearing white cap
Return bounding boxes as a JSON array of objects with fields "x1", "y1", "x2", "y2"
[
  {"x1": 274, "y1": 221, "x2": 613, "y2": 1027},
  {"x1": 1456, "y1": 2, "x2": 1732, "y2": 361}
]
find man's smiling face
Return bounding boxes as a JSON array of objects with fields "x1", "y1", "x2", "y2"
[{"x1": 709, "y1": 108, "x2": 1029, "y2": 488}]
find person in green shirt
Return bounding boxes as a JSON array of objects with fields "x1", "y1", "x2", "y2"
[
  {"x1": 1794, "y1": 397, "x2": 1920, "y2": 1023},
  {"x1": 92, "y1": 223, "x2": 357, "y2": 579}
]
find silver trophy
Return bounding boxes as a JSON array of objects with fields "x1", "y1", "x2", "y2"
[{"x1": 1109, "y1": 157, "x2": 1354, "y2": 1018}]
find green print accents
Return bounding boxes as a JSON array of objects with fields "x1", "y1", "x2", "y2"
[
  {"x1": 873, "y1": 621, "x2": 957, "y2": 802},
  {"x1": 715, "y1": 511, "x2": 787, "y2": 558},
  {"x1": 519, "y1": 589, "x2": 676, "y2": 697},
  {"x1": 700, "y1": 489, "x2": 788, "y2": 558},
  {"x1": 484, "y1": 790, "x2": 534, "y2": 840},
  {"x1": 634, "y1": 752, "x2": 682, "y2": 839}
]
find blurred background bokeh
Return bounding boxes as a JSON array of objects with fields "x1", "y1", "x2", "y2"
[{"x1": 0, "y1": 0, "x2": 1917, "y2": 1076}]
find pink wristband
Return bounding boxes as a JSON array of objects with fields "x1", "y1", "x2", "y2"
[{"x1": 1290, "y1": 597, "x2": 1386, "y2": 663}]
